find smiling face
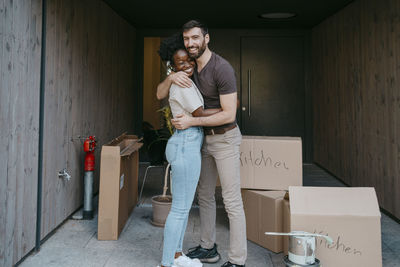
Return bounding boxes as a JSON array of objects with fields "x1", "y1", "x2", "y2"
[
  {"x1": 172, "y1": 49, "x2": 196, "y2": 77},
  {"x1": 183, "y1": 27, "x2": 209, "y2": 59}
]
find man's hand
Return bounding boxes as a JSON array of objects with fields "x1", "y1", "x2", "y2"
[
  {"x1": 171, "y1": 114, "x2": 194, "y2": 130},
  {"x1": 169, "y1": 71, "x2": 192, "y2": 88},
  {"x1": 156, "y1": 71, "x2": 193, "y2": 99}
]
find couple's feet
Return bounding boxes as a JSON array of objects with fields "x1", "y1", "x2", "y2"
[
  {"x1": 159, "y1": 244, "x2": 244, "y2": 267},
  {"x1": 186, "y1": 244, "x2": 245, "y2": 267}
]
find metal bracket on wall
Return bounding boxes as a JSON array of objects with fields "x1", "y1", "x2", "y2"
[{"x1": 58, "y1": 168, "x2": 71, "y2": 181}]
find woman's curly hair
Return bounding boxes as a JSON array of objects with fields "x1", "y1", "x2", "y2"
[{"x1": 158, "y1": 32, "x2": 185, "y2": 63}]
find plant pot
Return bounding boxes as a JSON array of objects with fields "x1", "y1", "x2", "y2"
[{"x1": 151, "y1": 195, "x2": 172, "y2": 227}]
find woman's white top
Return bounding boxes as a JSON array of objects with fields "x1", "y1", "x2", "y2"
[{"x1": 168, "y1": 81, "x2": 204, "y2": 118}]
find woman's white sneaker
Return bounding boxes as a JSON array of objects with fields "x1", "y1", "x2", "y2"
[{"x1": 174, "y1": 255, "x2": 203, "y2": 267}]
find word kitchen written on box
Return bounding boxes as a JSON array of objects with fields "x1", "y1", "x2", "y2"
[{"x1": 240, "y1": 136, "x2": 302, "y2": 190}]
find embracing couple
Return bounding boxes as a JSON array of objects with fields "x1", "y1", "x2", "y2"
[{"x1": 156, "y1": 20, "x2": 246, "y2": 267}]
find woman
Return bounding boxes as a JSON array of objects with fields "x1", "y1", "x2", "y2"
[{"x1": 157, "y1": 33, "x2": 221, "y2": 267}]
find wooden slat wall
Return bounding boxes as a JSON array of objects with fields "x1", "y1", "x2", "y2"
[
  {"x1": 0, "y1": 0, "x2": 42, "y2": 265},
  {"x1": 41, "y1": 0, "x2": 136, "y2": 238},
  {"x1": 312, "y1": 0, "x2": 400, "y2": 218},
  {"x1": 40, "y1": 0, "x2": 72, "y2": 235}
]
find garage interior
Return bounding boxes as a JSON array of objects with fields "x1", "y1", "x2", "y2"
[{"x1": 1, "y1": 0, "x2": 400, "y2": 266}]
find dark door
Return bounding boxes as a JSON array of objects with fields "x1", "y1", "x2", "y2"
[{"x1": 240, "y1": 36, "x2": 305, "y2": 140}]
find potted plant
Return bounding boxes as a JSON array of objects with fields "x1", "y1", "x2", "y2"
[
  {"x1": 142, "y1": 105, "x2": 174, "y2": 227},
  {"x1": 151, "y1": 163, "x2": 172, "y2": 227}
]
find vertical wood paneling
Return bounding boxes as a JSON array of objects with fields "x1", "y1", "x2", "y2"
[
  {"x1": 0, "y1": 0, "x2": 5, "y2": 264},
  {"x1": 312, "y1": 0, "x2": 400, "y2": 219},
  {"x1": 4, "y1": 1, "x2": 17, "y2": 263},
  {"x1": 41, "y1": 0, "x2": 136, "y2": 238},
  {"x1": 65, "y1": 0, "x2": 84, "y2": 222},
  {"x1": 0, "y1": 0, "x2": 9, "y2": 264},
  {"x1": 0, "y1": 0, "x2": 42, "y2": 265},
  {"x1": 41, "y1": 0, "x2": 69, "y2": 236}
]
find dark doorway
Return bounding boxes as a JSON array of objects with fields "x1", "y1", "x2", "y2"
[{"x1": 240, "y1": 36, "x2": 305, "y2": 150}]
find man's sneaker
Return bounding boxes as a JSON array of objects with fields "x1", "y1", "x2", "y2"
[
  {"x1": 186, "y1": 243, "x2": 221, "y2": 263},
  {"x1": 221, "y1": 261, "x2": 245, "y2": 267},
  {"x1": 174, "y1": 254, "x2": 202, "y2": 267}
]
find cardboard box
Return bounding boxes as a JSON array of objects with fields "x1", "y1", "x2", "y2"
[
  {"x1": 289, "y1": 186, "x2": 382, "y2": 267},
  {"x1": 242, "y1": 189, "x2": 286, "y2": 253},
  {"x1": 98, "y1": 134, "x2": 142, "y2": 240},
  {"x1": 240, "y1": 136, "x2": 302, "y2": 190},
  {"x1": 282, "y1": 192, "x2": 290, "y2": 255}
]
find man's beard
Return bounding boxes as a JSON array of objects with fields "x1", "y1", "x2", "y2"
[{"x1": 187, "y1": 40, "x2": 206, "y2": 59}]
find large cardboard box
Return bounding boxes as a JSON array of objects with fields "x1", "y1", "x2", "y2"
[
  {"x1": 240, "y1": 136, "x2": 302, "y2": 190},
  {"x1": 242, "y1": 190, "x2": 286, "y2": 253},
  {"x1": 98, "y1": 134, "x2": 142, "y2": 240},
  {"x1": 289, "y1": 186, "x2": 382, "y2": 267}
]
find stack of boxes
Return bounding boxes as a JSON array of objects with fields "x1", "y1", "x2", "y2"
[
  {"x1": 239, "y1": 136, "x2": 382, "y2": 267},
  {"x1": 240, "y1": 136, "x2": 302, "y2": 253}
]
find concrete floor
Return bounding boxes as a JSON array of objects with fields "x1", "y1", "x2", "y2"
[{"x1": 19, "y1": 163, "x2": 400, "y2": 267}]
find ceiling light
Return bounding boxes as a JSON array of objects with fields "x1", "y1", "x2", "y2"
[{"x1": 259, "y1": 12, "x2": 297, "y2": 20}]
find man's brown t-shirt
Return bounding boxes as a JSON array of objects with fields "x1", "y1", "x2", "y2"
[{"x1": 192, "y1": 52, "x2": 237, "y2": 130}]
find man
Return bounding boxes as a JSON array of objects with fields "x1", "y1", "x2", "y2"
[{"x1": 156, "y1": 20, "x2": 246, "y2": 267}]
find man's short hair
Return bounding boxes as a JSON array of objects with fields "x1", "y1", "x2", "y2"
[{"x1": 182, "y1": 20, "x2": 208, "y2": 36}]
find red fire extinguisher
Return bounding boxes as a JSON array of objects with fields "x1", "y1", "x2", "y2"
[
  {"x1": 84, "y1": 136, "x2": 96, "y2": 171},
  {"x1": 83, "y1": 136, "x2": 96, "y2": 219}
]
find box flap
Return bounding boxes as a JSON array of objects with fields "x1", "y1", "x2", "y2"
[
  {"x1": 249, "y1": 190, "x2": 286, "y2": 200},
  {"x1": 106, "y1": 132, "x2": 128, "y2": 146},
  {"x1": 120, "y1": 142, "x2": 143, "y2": 157},
  {"x1": 289, "y1": 186, "x2": 380, "y2": 217}
]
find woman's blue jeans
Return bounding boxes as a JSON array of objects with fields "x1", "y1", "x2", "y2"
[{"x1": 161, "y1": 126, "x2": 203, "y2": 266}]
